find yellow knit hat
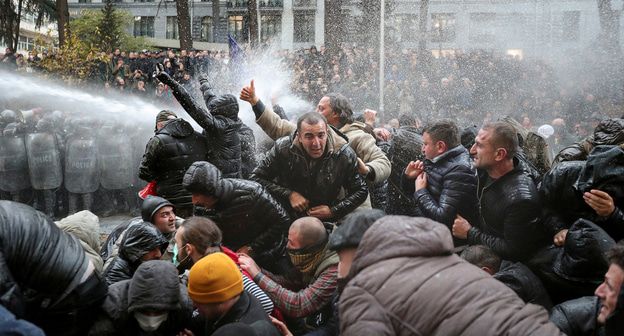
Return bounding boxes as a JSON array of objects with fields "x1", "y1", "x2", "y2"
[{"x1": 187, "y1": 252, "x2": 243, "y2": 304}]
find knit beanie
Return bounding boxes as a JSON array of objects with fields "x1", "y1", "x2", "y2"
[
  {"x1": 156, "y1": 110, "x2": 177, "y2": 124},
  {"x1": 187, "y1": 252, "x2": 243, "y2": 304},
  {"x1": 183, "y1": 161, "x2": 223, "y2": 197}
]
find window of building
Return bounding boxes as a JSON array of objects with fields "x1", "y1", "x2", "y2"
[
  {"x1": 78, "y1": 0, "x2": 92, "y2": 3},
  {"x1": 166, "y1": 16, "x2": 179, "y2": 39},
  {"x1": 293, "y1": 11, "x2": 314, "y2": 43},
  {"x1": 261, "y1": 15, "x2": 281, "y2": 42},
  {"x1": 561, "y1": 11, "x2": 580, "y2": 42},
  {"x1": 134, "y1": 16, "x2": 155, "y2": 38},
  {"x1": 228, "y1": 15, "x2": 245, "y2": 41},
  {"x1": 293, "y1": 0, "x2": 314, "y2": 7},
  {"x1": 18, "y1": 36, "x2": 35, "y2": 51},
  {"x1": 430, "y1": 13, "x2": 456, "y2": 43},
  {"x1": 136, "y1": 0, "x2": 155, "y2": 3},
  {"x1": 201, "y1": 16, "x2": 213, "y2": 42},
  {"x1": 469, "y1": 12, "x2": 496, "y2": 43},
  {"x1": 395, "y1": 15, "x2": 418, "y2": 42}
]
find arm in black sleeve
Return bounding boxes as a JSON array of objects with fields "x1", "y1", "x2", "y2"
[
  {"x1": 138, "y1": 137, "x2": 162, "y2": 182},
  {"x1": 331, "y1": 151, "x2": 369, "y2": 219},
  {"x1": 414, "y1": 167, "x2": 474, "y2": 227},
  {"x1": 249, "y1": 142, "x2": 294, "y2": 203},
  {"x1": 467, "y1": 199, "x2": 542, "y2": 261},
  {"x1": 250, "y1": 192, "x2": 291, "y2": 253},
  {"x1": 156, "y1": 71, "x2": 225, "y2": 132},
  {"x1": 401, "y1": 172, "x2": 416, "y2": 198}
]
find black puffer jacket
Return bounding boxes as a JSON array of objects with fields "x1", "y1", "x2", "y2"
[
  {"x1": 542, "y1": 146, "x2": 624, "y2": 241},
  {"x1": 0, "y1": 201, "x2": 88, "y2": 313},
  {"x1": 529, "y1": 219, "x2": 615, "y2": 304},
  {"x1": 403, "y1": 145, "x2": 479, "y2": 242},
  {"x1": 156, "y1": 72, "x2": 242, "y2": 178},
  {"x1": 494, "y1": 261, "x2": 552, "y2": 311},
  {"x1": 239, "y1": 122, "x2": 258, "y2": 179},
  {"x1": 250, "y1": 131, "x2": 368, "y2": 220},
  {"x1": 386, "y1": 126, "x2": 423, "y2": 216},
  {"x1": 554, "y1": 118, "x2": 624, "y2": 164},
  {"x1": 89, "y1": 261, "x2": 193, "y2": 336},
  {"x1": 184, "y1": 162, "x2": 290, "y2": 258},
  {"x1": 550, "y1": 296, "x2": 600, "y2": 336},
  {"x1": 467, "y1": 158, "x2": 549, "y2": 261},
  {"x1": 103, "y1": 223, "x2": 169, "y2": 285},
  {"x1": 138, "y1": 118, "x2": 207, "y2": 211}
]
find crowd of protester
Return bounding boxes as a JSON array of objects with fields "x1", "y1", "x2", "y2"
[{"x1": 2, "y1": 42, "x2": 624, "y2": 335}]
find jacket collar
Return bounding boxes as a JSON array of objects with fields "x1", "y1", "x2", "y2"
[{"x1": 429, "y1": 145, "x2": 466, "y2": 164}]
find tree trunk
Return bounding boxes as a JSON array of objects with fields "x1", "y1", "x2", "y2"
[
  {"x1": 11, "y1": 0, "x2": 23, "y2": 52},
  {"x1": 597, "y1": 0, "x2": 621, "y2": 53},
  {"x1": 417, "y1": 0, "x2": 429, "y2": 60},
  {"x1": 56, "y1": 0, "x2": 69, "y2": 47},
  {"x1": 247, "y1": 0, "x2": 258, "y2": 47},
  {"x1": 324, "y1": 0, "x2": 343, "y2": 61},
  {"x1": 212, "y1": 0, "x2": 220, "y2": 42},
  {"x1": 176, "y1": 0, "x2": 193, "y2": 50}
]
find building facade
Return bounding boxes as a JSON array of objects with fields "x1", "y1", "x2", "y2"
[{"x1": 66, "y1": 0, "x2": 624, "y2": 60}]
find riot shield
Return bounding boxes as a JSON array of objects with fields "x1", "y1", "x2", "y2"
[
  {"x1": 65, "y1": 136, "x2": 100, "y2": 193},
  {"x1": 26, "y1": 132, "x2": 63, "y2": 190},
  {"x1": 0, "y1": 136, "x2": 31, "y2": 192},
  {"x1": 98, "y1": 133, "x2": 134, "y2": 190}
]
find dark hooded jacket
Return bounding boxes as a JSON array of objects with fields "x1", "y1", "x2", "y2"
[
  {"x1": 0, "y1": 201, "x2": 89, "y2": 314},
  {"x1": 250, "y1": 130, "x2": 368, "y2": 221},
  {"x1": 339, "y1": 216, "x2": 564, "y2": 336},
  {"x1": 385, "y1": 126, "x2": 423, "y2": 216},
  {"x1": 138, "y1": 118, "x2": 207, "y2": 211},
  {"x1": 529, "y1": 219, "x2": 615, "y2": 304},
  {"x1": 553, "y1": 118, "x2": 624, "y2": 165},
  {"x1": 467, "y1": 158, "x2": 549, "y2": 261},
  {"x1": 541, "y1": 145, "x2": 624, "y2": 241},
  {"x1": 402, "y1": 145, "x2": 479, "y2": 244},
  {"x1": 89, "y1": 261, "x2": 193, "y2": 336},
  {"x1": 103, "y1": 223, "x2": 169, "y2": 286},
  {"x1": 494, "y1": 261, "x2": 553, "y2": 311},
  {"x1": 239, "y1": 122, "x2": 258, "y2": 179},
  {"x1": 156, "y1": 72, "x2": 242, "y2": 178},
  {"x1": 550, "y1": 288, "x2": 624, "y2": 336},
  {"x1": 183, "y1": 162, "x2": 290, "y2": 260}
]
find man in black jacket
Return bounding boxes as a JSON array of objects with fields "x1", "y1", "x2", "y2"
[
  {"x1": 402, "y1": 119, "x2": 479, "y2": 244},
  {"x1": 452, "y1": 122, "x2": 548, "y2": 261},
  {"x1": 183, "y1": 161, "x2": 291, "y2": 269},
  {"x1": 139, "y1": 110, "x2": 208, "y2": 218},
  {"x1": 0, "y1": 201, "x2": 107, "y2": 336},
  {"x1": 250, "y1": 112, "x2": 367, "y2": 221},
  {"x1": 155, "y1": 64, "x2": 243, "y2": 179}
]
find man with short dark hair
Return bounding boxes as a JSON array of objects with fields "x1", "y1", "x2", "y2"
[
  {"x1": 250, "y1": 112, "x2": 367, "y2": 221},
  {"x1": 550, "y1": 240, "x2": 624, "y2": 335},
  {"x1": 453, "y1": 122, "x2": 548, "y2": 261},
  {"x1": 402, "y1": 119, "x2": 479, "y2": 243}
]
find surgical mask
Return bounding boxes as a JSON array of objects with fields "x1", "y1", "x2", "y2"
[{"x1": 134, "y1": 311, "x2": 168, "y2": 332}]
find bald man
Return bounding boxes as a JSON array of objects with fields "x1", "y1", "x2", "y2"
[{"x1": 239, "y1": 217, "x2": 338, "y2": 333}]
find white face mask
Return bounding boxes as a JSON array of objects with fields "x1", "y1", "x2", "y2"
[{"x1": 134, "y1": 311, "x2": 169, "y2": 332}]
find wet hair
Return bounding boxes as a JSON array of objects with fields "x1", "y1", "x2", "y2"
[
  {"x1": 607, "y1": 240, "x2": 624, "y2": 270},
  {"x1": 297, "y1": 112, "x2": 327, "y2": 132},
  {"x1": 423, "y1": 119, "x2": 460, "y2": 148},
  {"x1": 325, "y1": 93, "x2": 354, "y2": 126},
  {"x1": 179, "y1": 217, "x2": 222, "y2": 255},
  {"x1": 481, "y1": 121, "x2": 519, "y2": 158},
  {"x1": 290, "y1": 217, "x2": 327, "y2": 248},
  {"x1": 398, "y1": 113, "x2": 417, "y2": 127},
  {"x1": 461, "y1": 245, "x2": 502, "y2": 273}
]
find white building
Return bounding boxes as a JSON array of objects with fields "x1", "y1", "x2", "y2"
[
  {"x1": 0, "y1": 12, "x2": 58, "y2": 54},
  {"x1": 66, "y1": 0, "x2": 624, "y2": 60}
]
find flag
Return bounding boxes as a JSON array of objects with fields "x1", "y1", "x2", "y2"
[{"x1": 228, "y1": 33, "x2": 245, "y2": 66}]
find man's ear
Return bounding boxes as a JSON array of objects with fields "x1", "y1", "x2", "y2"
[{"x1": 494, "y1": 148, "x2": 508, "y2": 162}]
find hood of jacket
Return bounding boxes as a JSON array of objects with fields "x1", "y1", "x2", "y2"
[
  {"x1": 206, "y1": 94, "x2": 239, "y2": 120},
  {"x1": 55, "y1": 210, "x2": 101, "y2": 254},
  {"x1": 351, "y1": 216, "x2": 454, "y2": 276},
  {"x1": 594, "y1": 118, "x2": 624, "y2": 146},
  {"x1": 157, "y1": 118, "x2": 195, "y2": 138},
  {"x1": 127, "y1": 260, "x2": 181, "y2": 313},
  {"x1": 120, "y1": 222, "x2": 169, "y2": 264}
]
